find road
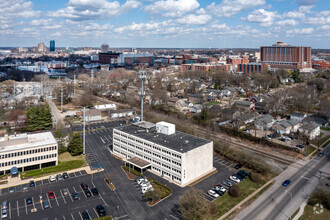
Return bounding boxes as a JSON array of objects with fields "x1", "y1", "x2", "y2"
[
  {"x1": 47, "y1": 98, "x2": 64, "y2": 127},
  {"x1": 234, "y1": 144, "x2": 330, "y2": 220}
]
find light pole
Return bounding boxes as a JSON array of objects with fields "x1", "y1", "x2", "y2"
[
  {"x1": 285, "y1": 190, "x2": 292, "y2": 220},
  {"x1": 139, "y1": 69, "x2": 146, "y2": 121},
  {"x1": 83, "y1": 107, "x2": 86, "y2": 155}
]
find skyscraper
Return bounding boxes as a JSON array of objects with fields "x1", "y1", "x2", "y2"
[
  {"x1": 37, "y1": 42, "x2": 47, "y2": 53},
  {"x1": 260, "y1": 41, "x2": 311, "y2": 70},
  {"x1": 50, "y1": 40, "x2": 55, "y2": 52}
]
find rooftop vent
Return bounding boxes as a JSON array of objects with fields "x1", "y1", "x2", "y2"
[{"x1": 185, "y1": 140, "x2": 189, "y2": 144}]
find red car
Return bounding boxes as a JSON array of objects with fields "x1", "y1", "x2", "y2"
[{"x1": 48, "y1": 191, "x2": 55, "y2": 199}]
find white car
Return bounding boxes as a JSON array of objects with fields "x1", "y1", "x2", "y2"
[
  {"x1": 140, "y1": 180, "x2": 151, "y2": 188},
  {"x1": 63, "y1": 188, "x2": 69, "y2": 196},
  {"x1": 142, "y1": 185, "x2": 153, "y2": 194},
  {"x1": 208, "y1": 190, "x2": 219, "y2": 198},
  {"x1": 215, "y1": 186, "x2": 226, "y2": 192},
  {"x1": 137, "y1": 178, "x2": 147, "y2": 185},
  {"x1": 49, "y1": 175, "x2": 56, "y2": 182},
  {"x1": 230, "y1": 175, "x2": 240, "y2": 183},
  {"x1": 1, "y1": 209, "x2": 8, "y2": 218}
]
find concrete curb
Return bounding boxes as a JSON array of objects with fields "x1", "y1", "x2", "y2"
[
  {"x1": 218, "y1": 179, "x2": 274, "y2": 220},
  {"x1": 292, "y1": 198, "x2": 308, "y2": 220}
]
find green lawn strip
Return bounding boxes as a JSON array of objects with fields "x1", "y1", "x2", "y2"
[
  {"x1": 0, "y1": 181, "x2": 8, "y2": 185},
  {"x1": 306, "y1": 146, "x2": 316, "y2": 156},
  {"x1": 209, "y1": 179, "x2": 265, "y2": 220},
  {"x1": 320, "y1": 127, "x2": 330, "y2": 131},
  {"x1": 94, "y1": 216, "x2": 112, "y2": 220},
  {"x1": 321, "y1": 139, "x2": 330, "y2": 148},
  {"x1": 311, "y1": 149, "x2": 321, "y2": 157},
  {"x1": 299, "y1": 204, "x2": 330, "y2": 220},
  {"x1": 20, "y1": 160, "x2": 85, "y2": 179},
  {"x1": 291, "y1": 207, "x2": 300, "y2": 219}
]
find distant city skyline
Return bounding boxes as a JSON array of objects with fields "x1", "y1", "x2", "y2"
[{"x1": 0, "y1": 0, "x2": 329, "y2": 48}]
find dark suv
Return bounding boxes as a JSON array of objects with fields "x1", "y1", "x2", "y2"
[{"x1": 96, "y1": 204, "x2": 107, "y2": 217}]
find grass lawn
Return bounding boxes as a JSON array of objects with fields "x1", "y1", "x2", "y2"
[
  {"x1": 20, "y1": 153, "x2": 87, "y2": 179},
  {"x1": 305, "y1": 146, "x2": 317, "y2": 156},
  {"x1": 311, "y1": 149, "x2": 321, "y2": 157},
  {"x1": 299, "y1": 204, "x2": 330, "y2": 220},
  {"x1": 208, "y1": 179, "x2": 266, "y2": 220},
  {"x1": 94, "y1": 216, "x2": 112, "y2": 220},
  {"x1": 320, "y1": 127, "x2": 330, "y2": 131},
  {"x1": 206, "y1": 102, "x2": 220, "y2": 106}
]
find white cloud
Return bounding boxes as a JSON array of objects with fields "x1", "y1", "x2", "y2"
[
  {"x1": 283, "y1": 6, "x2": 313, "y2": 19},
  {"x1": 277, "y1": 19, "x2": 298, "y2": 26},
  {"x1": 303, "y1": 16, "x2": 330, "y2": 25},
  {"x1": 50, "y1": 0, "x2": 141, "y2": 21},
  {"x1": 0, "y1": 0, "x2": 41, "y2": 20},
  {"x1": 210, "y1": 23, "x2": 229, "y2": 30},
  {"x1": 176, "y1": 14, "x2": 211, "y2": 25},
  {"x1": 287, "y1": 27, "x2": 313, "y2": 34},
  {"x1": 245, "y1": 9, "x2": 278, "y2": 26},
  {"x1": 144, "y1": 0, "x2": 200, "y2": 17},
  {"x1": 206, "y1": 0, "x2": 266, "y2": 18}
]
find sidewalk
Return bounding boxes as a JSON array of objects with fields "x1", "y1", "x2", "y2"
[
  {"x1": 293, "y1": 198, "x2": 308, "y2": 220},
  {"x1": 218, "y1": 179, "x2": 274, "y2": 220},
  {"x1": 0, "y1": 165, "x2": 101, "y2": 190}
]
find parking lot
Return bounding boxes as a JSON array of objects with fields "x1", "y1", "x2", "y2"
[{"x1": 0, "y1": 171, "x2": 110, "y2": 220}]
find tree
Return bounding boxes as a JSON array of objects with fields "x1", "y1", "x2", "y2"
[
  {"x1": 67, "y1": 133, "x2": 83, "y2": 156},
  {"x1": 25, "y1": 105, "x2": 53, "y2": 131},
  {"x1": 250, "y1": 173, "x2": 262, "y2": 183},
  {"x1": 229, "y1": 185, "x2": 241, "y2": 197},
  {"x1": 53, "y1": 128, "x2": 66, "y2": 153},
  {"x1": 143, "y1": 189, "x2": 161, "y2": 202},
  {"x1": 78, "y1": 90, "x2": 96, "y2": 107},
  {"x1": 178, "y1": 188, "x2": 210, "y2": 220}
]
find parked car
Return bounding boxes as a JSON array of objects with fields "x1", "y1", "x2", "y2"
[
  {"x1": 234, "y1": 174, "x2": 244, "y2": 181},
  {"x1": 63, "y1": 172, "x2": 69, "y2": 179},
  {"x1": 137, "y1": 178, "x2": 147, "y2": 185},
  {"x1": 96, "y1": 204, "x2": 107, "y2": 217},
  {"x1": 140, "y1": 180, "x2": 151, "y2": 187},
  {"x1": 81, "y1": 210, "x2": 90, "y2": 220},
  {"x1": 237, "y1": 170, "x2": 250, "y2": 179},
  {"x1": 1, "y1": 201, "x2": 8, "y2": 209},
  {"x1": 230, "y1": 175, "x2": 240, "y2": 183},
  {"x1": 208, "y1": 189, "x2": 219, "y2": 198},
  {"x1": 84, "y1": 189, "x2": 92, "y2": 197},
  {"x1": 26, "y1": 197, "x2": 32, "y2": 205},
  {"x1": 81, "y1": 183, "x2": 88, "y2": 190},
  {"x1": 91, "y1": 188, "x2": 98, "y2": 195},
  {"x1": 223, "y1": 181, "x2": 233, "y2": 188},
  {"x1": 56, "y1": 174, "x2": 63, "y2": 181},
  {"x1": 72, "y1": 192, "x2": 79, "y2": 200},
  {"x1": 63, "y1": 188, "x2": 69, "y2": 196},
  {"x1": 318, "y1": 152, "x2": 324, "y2": 157},
  {"x1": 42, "y1": 201, "x2": 50, "y2": 209},
  {"x1": 296, "y1": 144, "x2": 304, "y2": 148},
  {"x1": 142, "y1": 185, "x2": 153, "y2": 194},
  {"x1": 214, "y1": 185, "x2": 226, "y2": 192},
  {"x1": 49, "y1": 175, "x2": 56, "y2": 182},
  {"x1": 235, "y1": 163, "x2": 243, "y2": 169},
  {"x1": 48, "y1": 191, "x2": 55, "y2": 199},
  {"x1": 282, "y1": 179, "x2": 291, "y2": 187},
  {"x1": 29, "y1": 180, "x2": 35, "y2": 187},
  {"x1": 135, "y1": 176, "x2": 145, "y2": 182},
  {"x1": 1, "y1": 209, "x2": 8, "y2": 218}
]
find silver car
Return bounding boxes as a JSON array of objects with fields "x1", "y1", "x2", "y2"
[{"x1": 1, "y1": 209, "x2": 8, "y2": 218}]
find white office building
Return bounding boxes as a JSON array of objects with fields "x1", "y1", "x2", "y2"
[
  {"x1": 0, "y1": 132, "x2": 58, "y2": 175},
  {"x1": 112, "y1": 121, "x2": 214, "y2": 186}
]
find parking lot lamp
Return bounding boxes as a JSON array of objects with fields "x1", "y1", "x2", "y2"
[{"x1": 83, "y1": 107, "x2": 86, "y2": 155}]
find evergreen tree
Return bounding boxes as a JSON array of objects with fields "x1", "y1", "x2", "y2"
[
  {"x1": 67, "y1": 133, "x2": 83, "y2": 156},
  {"x1": 25, "y1": 104, "x2": 53, "y2": 131}
]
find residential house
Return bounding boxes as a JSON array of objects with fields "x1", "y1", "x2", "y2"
[
  {"x1": 234, "y1": 100, "x2": 255, "y2": 112},
  {"x1": 273, "y1": 120, "x2": 292, "y2": 134},
  {"x1": 220, "y1": 89, "x2": 232, "y2": 97},
  {"x1": 304, "y1": 116, "x2": 328, "y2": 127},
  {"x1": 188, "y1": 93, "x2": 203, "y2": 103},
  {"x1": 287, "y1": 119, "x2": 300, "y2": 132},
  {"x1": 220, "y1": 108, "x2": 240, "y2": 121},
  {"x1": 109, "y1": 109, "x2": 136, "y2": 119},
  {"x1": 83, "y1": 109, "x2": 102, "y2": 122},
  {"x1": 224, "y1": 87, "x2": 238, "y2": 96},
  {"x1": 175, "y1": 100, "x2": 189, "y2": 112},
  {"x1": 237, "y1": 113, "x2": 256, "y2": 125},
  {"x1": 254, "y1": 114, "x2": 275, "y2": 130},
  {"x1": 290, "y1": 112, "x2": 307, "y2": 122},
  {"x1": 189, "y1": 104, "x2": 203, "y2": 113},
  {"x1": 208, "y1": 105, "x2": 222, "y2": 118},
  {"x1": 298, "y1": 122, "x2": 320, "y2": 139}
]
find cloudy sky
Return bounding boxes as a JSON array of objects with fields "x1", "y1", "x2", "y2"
[{"x1": 0, "y1": 0, "x2": 329, "y2": 48}]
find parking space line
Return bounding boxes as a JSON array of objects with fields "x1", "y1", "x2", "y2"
[
  {"x1": 54, "y1": 192, "x2": 60, "y2": 206},
  {"x1": 32, "y1": 196, "x2": 36, "y2": 210},
  {"x1": 61, "y1": 190, "x2": 67, "y2": 204},
  {"x1": 68, "y1": 189, "x2": 73, "y2": 202},
  {"x1": 79, "y1": 171, "x2": 83, "y2": 175},
  {"x1": 46, "y1": 193, "x2": 52, "y2": 208},
  {"x1": 16, "y1": 200, "x2": 19, "y2": 217},
  {"x1": 73, "y1": 172, "x2": 77, "y2": 177},
  {"x1": 63, "y1": 215, "x2": 66, "y2": 220},
  {"x1": 79, "y1": 212, "x2": 83, "y2": 220},
  {"x1": 73, "y1": 186, "x2": 77, "y2": 193},
  {"x1": 71, "y1": 213, "x2": 75, "y2": 220},
  {"x1": 86, "y1": 210, "x2": 92, "y2": 219},
  {"x1": 25, "y1": 199, "x2": 28, "y2": 215},
  {"x1": 93, "y1": 208, "x2": 99, "y2": 218},
  {"x1": 9, "y1": 201, "x2": 11, "y2": 219}
]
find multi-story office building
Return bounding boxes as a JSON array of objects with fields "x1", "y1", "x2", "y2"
[
  {"x1": 0, "y1": 132, "x2": 58, "y2": 175},
  {"x1": 50, "y1": 40, "x2": 55, "y2": 52},
  {"x1": 37, "y1": 42, "x2": 47, "y2": 53},
  {"x1": 112, "y1": 121, "x2": 214, "y2": 186},
  {"x1": 260, "y1": 41, "x2": 312, "y2": 70},
  {"x1": 237, "y1": 63, "x2": 269, "y2": 75}
]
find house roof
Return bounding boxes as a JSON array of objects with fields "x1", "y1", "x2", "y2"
[
  {"x1": 291, "y1": 112, "x2": 306, "y2": 118},
  {"x1": 238, "y1": 113, "x2": 255, "y2": 122},
  {"x1": 277, "y1": 120, "x2": 292, "y2": 129},
  {"x1": 235, "y1": 100, "x2": 252, "y2": 107},
  {"x1": 300, "y1": 122, "x2": 319, "y2": 132},
  {"x1": 85, "y1": 109, "x2": 101, "y2": 116},
  {"x1": 287, "y1": 119, "x2": 299, "y2": 126}
]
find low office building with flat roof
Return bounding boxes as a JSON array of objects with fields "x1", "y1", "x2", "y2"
[
  {"x1": 0, "y1": 132, "x2": 58, "y2": 175},
  {"x1": 112, "y1": 121, "x2": 214, "y2": 186}
]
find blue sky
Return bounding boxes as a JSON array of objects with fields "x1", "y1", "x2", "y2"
[{"x1": 0, "y1": 0, "x2": 329, "y2": 48}]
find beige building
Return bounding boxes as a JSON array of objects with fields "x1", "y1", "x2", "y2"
[
  {"x1": 0, "y1": 132, "x2": 58, "y2": 175},
  {"x1": 112, "y1": 121, "x2": 214, "y2": 186}
]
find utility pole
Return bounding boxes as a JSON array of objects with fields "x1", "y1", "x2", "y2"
[
  {"x1": 139, "y1": 69, "x2": 146, "y2": 121},
  {"x1": 73, "y1": 74, "x2": 76, "y2": 97},
  {"x1": 91, "y1": 69, "x2": 94, "y2": 83},
  {"x1": 83, "y1": 107, "x2": 86, "y2": 155},
  {"x1": 13, "y1": 81, "x2": 16, "y2": 96},
  {"x1": 60, "y1": 86, "x2": 63, "y2": 113}
]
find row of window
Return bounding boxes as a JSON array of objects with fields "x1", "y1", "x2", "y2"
[
  {"x1": 0, "y1": 146, "x2": 57, "y2": 159},
  {"x1": 0, "y1": 154, "x2": 57, "y2": 168}
]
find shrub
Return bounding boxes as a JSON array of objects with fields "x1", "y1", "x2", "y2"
[
  {"x1": 122, "y1": 166, "x2": 143, "y2": 177},
  {"x1": 250, "y1": 173, "x2": 262, "y2": 183},
  {"x1": 229, "y1": 185, "x2": 241, "y2": 198},
  {"x1": 308, "y1": 188, "x2": 330, "y2": 209}
]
